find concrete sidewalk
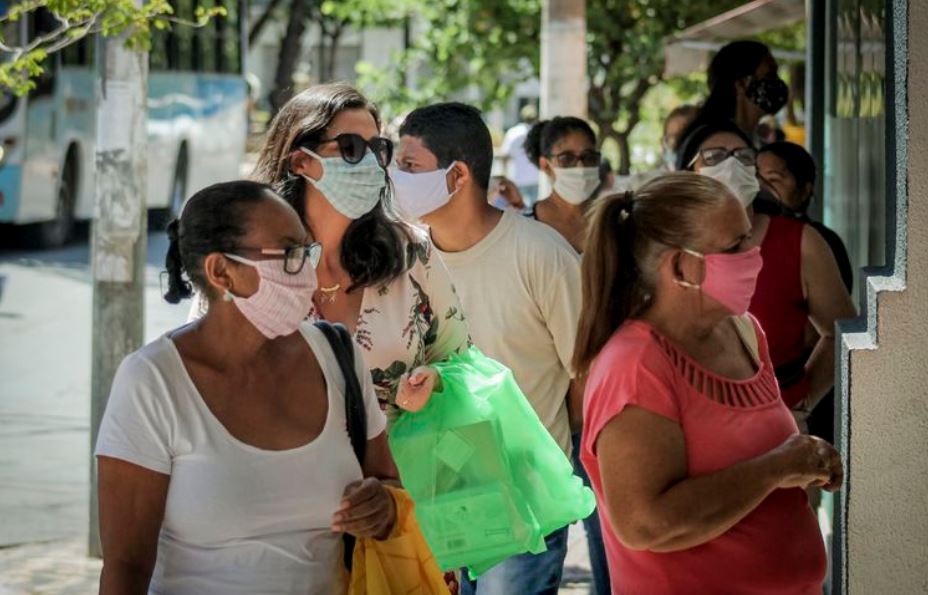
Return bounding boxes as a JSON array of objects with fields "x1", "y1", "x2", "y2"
[
  {"x1": 0, "y1": 540, "x2": 100, "y2": 595},
  {"x1": 0, "y1": 528, "x2": 593, "y2": 594}
]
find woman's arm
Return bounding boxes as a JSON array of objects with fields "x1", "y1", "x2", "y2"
[
  {"x1": 98, "y1": 456, "x2": 169, "y2": 595},
  {"x1": 801, "y1": 225, "x2": 857, "y2": 407},
  {"x1": 332, "y1": 431, "x2": 401, "y2": 540},
  {"x1": 596, "y1": 406, "x2": 842, "y2": 553}
]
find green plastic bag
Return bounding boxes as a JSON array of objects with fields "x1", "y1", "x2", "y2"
[{"x1": 389, "y1": 346, "x2": 596, "y2": 576}]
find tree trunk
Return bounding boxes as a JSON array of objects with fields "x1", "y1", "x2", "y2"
[
  {"x1": 270, "y1": 0, "x2": 310, "y2": 114},
  {"x1": 89, "y1": 12, "x2": 148, "y2": 557},
  {"x1": 616, "y1": 132, "x2": 631, "y2": 176},
  {"x1": 248, "y1": 0, "x2": 284, "y2": 47},
  {"x1": 325, "y1": 25, "x2": 343, "y2": 82}
]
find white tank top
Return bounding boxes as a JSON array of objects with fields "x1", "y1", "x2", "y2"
[{"x1": 95, "y1": 323, "x2": 387, "y2": 594}]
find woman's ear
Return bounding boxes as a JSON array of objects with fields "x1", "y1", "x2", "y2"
[
  {"x1": 539, "y1": 156, "x2": 555, "y2": 179},
  {"x1": 800, "y1": 182, "x2": 815, "y2": 202},
  {"x1": 290, "y1": 149, "x2": 321, "y2": 181},
  {"x1": 202, "y1": 253, "x2": 235, "y2": 297},
  {"x1": 734, "y1": 76, "x2": 750, "y2": 98}
]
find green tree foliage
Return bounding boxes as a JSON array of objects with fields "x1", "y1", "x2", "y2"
[
  {"x1": 586, "y1": 0, "x2": 745, "y2": 173},
  {"x1": 357, "y1": 0, "x2": 540, "y2": 115},
  {"x1": 262, "y1": 0, "x2": 412, "y2": 113},
  {"x1": 359, "y1": 0, "x2": 750, "y2": 174},
  {"x1": 0, "y1": 0, "x2": 224, "y2": 95}
]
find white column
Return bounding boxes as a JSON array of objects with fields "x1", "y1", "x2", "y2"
[{"x1": 539, "y1": 0, "x2": 587, "y2": 196}]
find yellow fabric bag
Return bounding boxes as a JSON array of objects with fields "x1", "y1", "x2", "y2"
[{"x1": 348, "y1": 486, "x2": 451, "y2": 595}]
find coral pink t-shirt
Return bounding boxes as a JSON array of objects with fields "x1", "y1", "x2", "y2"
[{"x1": 580, "y1": 317, "x2": 826, "y2": 595}]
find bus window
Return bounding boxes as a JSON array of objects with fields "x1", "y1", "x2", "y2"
[
  {"x1": 151, "y1": 26, "x2": 170, "y2": 71},
  {"x1": 218, "y1": 0, "x2": 242, "y2": 74},
  {"x1": 27, "y1": 9, "x2": 57, "y2": 97},
  {"x1": 0, "y1": 16, "x2": 20, "y2": 122},
  {"x1": 61, "y1": 37, "x2": 92, "y2": 67},
  {"x1": 196, "y1": 0, "x2": 218, "y2": 73},
  {"x1": 174, "y1": 0, "x2": 197, "y2": 71}
]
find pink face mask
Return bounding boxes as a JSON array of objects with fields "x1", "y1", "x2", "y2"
[
  {"x1": 223, "y1": 254, "x2": 317, "y2": 339},
  {"x1": 674, "y1": 246, "x2": 763, "y2": 315}
]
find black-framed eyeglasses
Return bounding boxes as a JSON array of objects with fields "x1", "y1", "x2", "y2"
[
  {"x1": 230, "y1": 242, "x2": 322, "y2": 275},
  {"x1": 548, "y1": 150, "x2": 602, "y2": 168},
  {"x1": 689, "y1": 146, "x2": 757, "y2": 168},
  {"x1": 317, "y1": 133, "x2": 393, "y2": 169}
]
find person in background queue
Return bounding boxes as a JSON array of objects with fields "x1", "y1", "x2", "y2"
[
  {"x1": 681, "y1": 40, "x2": 789, "y2": 146},
  {"x1": 575, "y1": 173, "x2": 843, "y2": 595},
  {"x1": 521, "y1": 116, "x2": 602, "y2": 252},
  {"x1": 498, "y1": 103, "x2": 542, "y2": 206},
  {"x1": 758, "y1": 141, "x2": 854, "y2": 447},
  {"x1": 660, "y1": 104, "x2": 699, "y2": 171}
]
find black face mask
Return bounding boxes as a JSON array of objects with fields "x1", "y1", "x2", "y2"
[{"x1": 746, "y1": 76, "x2": 789, "y2": 114}]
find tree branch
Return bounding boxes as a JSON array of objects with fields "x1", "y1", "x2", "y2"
[
  {"x1": 0, "y1": 12, "x2": 99, "y2": 58},
  {"x1": 619, "y1": 75, "x2": 654, "y2": 136},
  {"x1": 248, "y1": 0, "x2": 284, "y2": 46}
]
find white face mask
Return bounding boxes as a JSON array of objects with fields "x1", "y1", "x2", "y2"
[
  {"x1": 699, "y1": 157, "x2": 760, "y2": 207},
  {"x1": 389, "y1": 162, "x2": 456, "y2": 219},
  {"x1": 552, "y1": 166, "x2": 601, "y2": 205}
]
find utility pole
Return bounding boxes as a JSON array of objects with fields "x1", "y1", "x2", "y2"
[
  {"x1": 539, "y1": 0, "x2": 587, "y2": 195},
  {"x1": 88, "y1": 3, "x2": 148, "y2": 558},
  {"x1": 540, "y1": 0, "x2": 587, "y2": 119}
]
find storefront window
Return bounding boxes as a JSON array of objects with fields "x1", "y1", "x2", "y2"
[{"x1": 824, "y1": 0, "x2": 887, "y2": 290}]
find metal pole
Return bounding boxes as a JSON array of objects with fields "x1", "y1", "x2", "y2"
[
  {"x1": 806, "y1": 0, "x2": 827, "y2": 222},
  {"x1": 88, "y1": 8, "x2": 148, "y2": 558},
  {"x1": 539, "y1": 0, "x2": 587, "y2": 195}
]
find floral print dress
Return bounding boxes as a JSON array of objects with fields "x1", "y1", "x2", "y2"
[{"x1": 308, "y1": 233, "x2": 470, "y2": 412}]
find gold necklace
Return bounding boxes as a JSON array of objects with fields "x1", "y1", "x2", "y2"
[{"x1": 318, "y1": 283, "x2": 341, "y2": 304}]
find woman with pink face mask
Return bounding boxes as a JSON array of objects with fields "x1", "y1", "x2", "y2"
[
  {"x1": 573, "y1": 173, "x2": 844, "y2": 595},
  {"x1": 95, "y1": 181, "x2": 399, "y2": 595}
]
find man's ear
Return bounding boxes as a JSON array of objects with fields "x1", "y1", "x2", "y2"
[{"x1": 449, "y1": 161, "x2": 472, "y2": 192}]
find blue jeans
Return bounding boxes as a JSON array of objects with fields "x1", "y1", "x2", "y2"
[
  {"x1": 461, "y1": 527, "x2": 569, "y2": 595},
  {"x1": 572, "y1": 431, "x2": 612, "y2": 595}
]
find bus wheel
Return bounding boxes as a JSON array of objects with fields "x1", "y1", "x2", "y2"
[{"x1": 26, "y1": 160, "x2": 76, "y2": 249}]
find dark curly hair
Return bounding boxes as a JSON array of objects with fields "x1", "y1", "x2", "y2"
[{"x1": 523, "y1": 116, "x2": 597, "y2": 167}]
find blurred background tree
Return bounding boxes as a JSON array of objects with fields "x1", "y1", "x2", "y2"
[
  {"x1": 246, "y1": 0, "x2": 802, "y2": 173},
  {"x1": 0, "y1": 0, "x2": 223, "y2": 95},
  {"x1": 355, "y1": 0, "x2": 747, "y2": 174}
]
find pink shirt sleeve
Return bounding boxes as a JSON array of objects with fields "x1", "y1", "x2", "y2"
[{"x1": 583, "y1": 336, "x2": 681, "y2": 456}]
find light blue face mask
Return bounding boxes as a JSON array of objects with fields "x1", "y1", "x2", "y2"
[{"x1": 300, "y1": 147, "x2": 387, "y2": 220}]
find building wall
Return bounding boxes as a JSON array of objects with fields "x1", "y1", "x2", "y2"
[{"x1": 842, "y1": 0, "x2": 928, "y2": 592}]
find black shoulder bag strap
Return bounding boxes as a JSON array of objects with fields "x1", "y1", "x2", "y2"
[{"x1": 313, "y1": 321, "x2": 367, "y2": 571}]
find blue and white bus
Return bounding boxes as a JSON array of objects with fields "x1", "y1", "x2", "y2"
[{"x1": 0, "y1": 0, "x2": 247, "y2": 247}]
